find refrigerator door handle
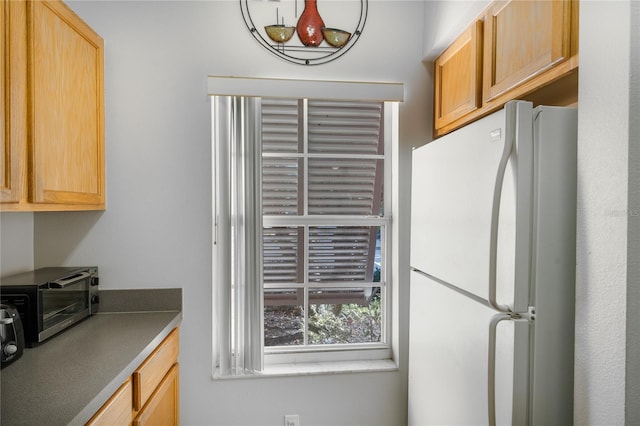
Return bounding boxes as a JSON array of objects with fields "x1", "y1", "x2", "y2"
[
  {"x1": 488, "y1": 118, "x2": 513, "y2": 313},
  {"x1": 488, "y1": 313, "x2": 512, "y2": 426}
]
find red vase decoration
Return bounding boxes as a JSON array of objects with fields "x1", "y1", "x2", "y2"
[{"x1": 296, "y1": 0, "x2": 325, "y2": 47}]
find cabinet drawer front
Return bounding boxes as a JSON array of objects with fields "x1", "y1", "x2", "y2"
[
  {"x1": 86, "y1": 378, "x2": 133, "y2": 426},
  {"x1": 133, "y1": 328, "x2": 179, "y2": 411},
  {"x1": 133, "y1": 364, "x2": 180, "y2": 426},
  {"x1": 483, "y1": 0, "x2": 572, "y2": 102}
]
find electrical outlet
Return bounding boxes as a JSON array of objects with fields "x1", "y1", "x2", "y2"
[{"x1": 284, "y1": 414, "x2": 300, "y2": 426}]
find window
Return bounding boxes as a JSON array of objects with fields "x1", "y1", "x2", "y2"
[
  {"x1": 210, "y1": 77, "x2": 402, "y2": 377},
  {"x1": 262, "y1": 98, "x2": 389, "y2": 362}
]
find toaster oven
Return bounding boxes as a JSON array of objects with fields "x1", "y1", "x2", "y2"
[{"x1": 0, "y1": 267, "x2": 99, "y2": 347}]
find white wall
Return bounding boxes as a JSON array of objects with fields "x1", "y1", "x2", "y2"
[
  {"x1": 26, "y1": 1, "x2": 430, "y2": 425},
  {"x1": 421, "y1": 0, "x2": 488, "y2": 61},
  {"x1": 575, "y1": 1, "x2": 640, "y2": 424},
  {"x1": 627, "y1": 4, "x2": 640, "y2": 424},
  {"x1": 0, "y1": 213, "x2": 34, "y2": 275}
]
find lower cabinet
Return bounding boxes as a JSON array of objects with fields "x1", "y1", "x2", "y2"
[
  {"x1": 86, "y1": 328, "x2": 179, "y2": 426},
  {"x1": 87, "y1": 379, "x2": 133, "y2": 426},
  {"x1": 134, "y1": 364, "x2": 179, "y2": 426}
]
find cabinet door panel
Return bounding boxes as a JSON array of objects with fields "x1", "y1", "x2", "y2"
[
  {"x1": 1, "y1": 1, "x2": 6, "y2": 198},
  {"x1": 29, "y1": 0, "x2": 104, "y2": 205},
  {"x1": 434, "y1": 20, "x2": 483, "y2": 130},
  {"x1": 483, "y1": 0, "x2": 571, "y2": 102},
  {"x1": 134, "y1": 364, "x2": 179, "y2": 426},
  {"x1": 1, "y1": 0, "x2": 26, "y2": 204}
]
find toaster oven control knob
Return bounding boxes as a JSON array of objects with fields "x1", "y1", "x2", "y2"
[
  {"x1": 91, "y1": 294, "x2": 100, "y2": 304},
  {"x1": 3, "y1": 342, "x2": 18, "y2": 356},
  {"x1": 91, "y1": 276, "x2": 99, "y2": 286}
]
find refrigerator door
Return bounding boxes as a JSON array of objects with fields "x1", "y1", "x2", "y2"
[
  {"x1": 408, "y1": 271, "x2": 530, "y2": 426},
  {"x1": 410, "y1": 101, "x2": 533, "y2": 312}
]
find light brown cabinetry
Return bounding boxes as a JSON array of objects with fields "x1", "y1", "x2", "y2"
[
  {"x1": 1, "y1": 0, "x2": 27, "y2": 204},
  {"x1": 133, "y1": 328, "x2": 180, "y2": 425},
  {"x1": 483, "y1": 0, "x2": 573, "y2": 102},
  {"x1": 134, "y1": 364, "x2": 179, "y2": 426},
  {"x1": 434, "y1": 20, "x2": 483, "y2": 131},
  {"x1": 87, "y1": 328, "x2": 180, "y2": 426},
  {"x1": 86, "y1": 379, "x2": 134, "y2": 426},
  {"x1": 433, "y1": 0, "x2": 579, "y2": 137},
  {"x1": 1, "y1": 0, "x2": 105, "y2": 211}
]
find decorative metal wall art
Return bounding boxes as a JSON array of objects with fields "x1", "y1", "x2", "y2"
[{"x1": 240, "y1": 0, "x2": 368, "y2": 65}]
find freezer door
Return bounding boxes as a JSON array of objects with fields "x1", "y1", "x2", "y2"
[
  {"x1": 410, "y1": 101, "x2": 533, "y2": 312},
  {"x1": 408, "y1": 271, "x2": 530, "y2": 426}
]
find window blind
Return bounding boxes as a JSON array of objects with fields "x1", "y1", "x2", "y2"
[{"x1": 213, "y1": 96, "x2": 264, "y2": 376}]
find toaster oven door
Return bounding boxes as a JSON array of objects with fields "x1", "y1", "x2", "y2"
[{"x1": 40, "y1": 272, "x2": 91, "y2": 342}]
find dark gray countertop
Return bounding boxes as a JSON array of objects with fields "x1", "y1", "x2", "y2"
[{"x1": 0, "y1": 289, "x2": 182, "y2": 426}]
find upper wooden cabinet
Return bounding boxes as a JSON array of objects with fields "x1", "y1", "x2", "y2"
[
  {"x1": 483, "y1": 0, "x2": 572, "y2": 103},
  {"x1": 1, "y1": 0, "x2": 26, "y2": 204},
  {"x1": 434, "y1": 20, "x2": 483, "y2": 131},
  {"x1": 433, "y1": 0, "x2": 578, "y2": 137},
  {"x1": 1, "y1": 2, "x2": 7, "y2": 199},
  {"x1": 1, "y1": 0, "x2": 105, "y2": 211}
]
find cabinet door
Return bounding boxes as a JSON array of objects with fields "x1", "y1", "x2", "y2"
[
  {"x1": 86, "y1": 379, "x2": 133, "y2": 426},
  {"x1": 133, "y1": 328, "x2": 180, "y2": 411},
  {"x1": 434, "y1": 20, "x2": 483, "y2": 131},
  {"x1": 29, "y1": 0, "x2": 105, "y2": 206},
  {"x1": 1, "y1": 0, "x2": 7, "y2": 199},
  {"x1": 134, "y1": 364, "x2": 180, "y2": 426},
  {"x1": 1, "y1": 0, "x2": 26, "y2": 204},
  {"x1": 483, "y1": 0, "x2": 572, "y2": 103}
]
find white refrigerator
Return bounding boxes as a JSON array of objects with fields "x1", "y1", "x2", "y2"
[{"x1": 408, "y1": 100, "x2": 577, "y2": 426}]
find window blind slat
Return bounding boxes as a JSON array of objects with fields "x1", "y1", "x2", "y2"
[
  {"x1": 308, "y1": 100, "x2": 382, "y2": 156},
  {"x1": 261, "y1": 98, "x2": 299, "y2": 153},
  {"x1": 262, "y1": 156, "x2": 300, "y2": 215},
  {"x1": 263, "y1": 227, "x2": 302, "y2": 284}
]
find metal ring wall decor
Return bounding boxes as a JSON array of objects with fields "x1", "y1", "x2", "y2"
[{"x1": 240, "y1": 0, "x2": 368, "y2": 66}]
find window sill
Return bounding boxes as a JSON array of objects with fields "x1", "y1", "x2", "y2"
[{"x1": 213, "y1": 359, "x2": 398, "y2": 380}]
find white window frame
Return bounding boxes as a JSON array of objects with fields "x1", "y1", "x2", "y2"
[{"x1": 209, "y1": 77, "x2": 404, "y2": 377}]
